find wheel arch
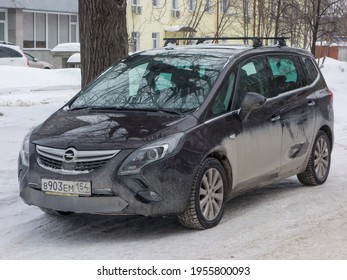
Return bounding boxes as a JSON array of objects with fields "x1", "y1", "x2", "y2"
[
  {"x1": 319, "y1": 125, "x2": 333, "y2": 150},
  {"x1": 206, "y1": 151, "x2": 233, "y2": 198}
]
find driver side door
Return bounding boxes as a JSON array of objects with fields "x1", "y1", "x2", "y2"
[{"x1": 232, "y1": 56, "x2": 282, "y2": 190}]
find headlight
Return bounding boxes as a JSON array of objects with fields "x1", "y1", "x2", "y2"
[
  {"x1": 19, "y1": 129, "x2": 33, "y2": 166},
  {"x1": 118, "y1": 132, "x2": 185, "y2": 175}
]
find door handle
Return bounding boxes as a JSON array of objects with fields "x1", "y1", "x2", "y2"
[
  {"x1": 271, "y1": 115, "x2": 281, "y2": 122},
  {"x1": 308, "y1": 100, "x2": 316, "y2": 107}
]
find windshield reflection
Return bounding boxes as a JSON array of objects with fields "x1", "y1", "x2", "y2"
[{"x1": 70, "y1": 50, "x2": 229, "y2": 113}]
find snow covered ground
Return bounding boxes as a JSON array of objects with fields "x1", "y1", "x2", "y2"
[{"x1": 0, "y1": 59, "x2": 346, "y2": 260}]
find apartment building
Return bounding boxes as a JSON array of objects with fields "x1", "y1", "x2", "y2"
[
  {"x1": 0, "y1": 0, "x2": 78, "y2": 66},
  {"x1": 1, "y1": 0, "x2": 241, "y2": 67},
  {"x1": 127, "y1": 0, "x2": 240, "y2": 51}
]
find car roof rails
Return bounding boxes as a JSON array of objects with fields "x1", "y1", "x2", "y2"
[{"x1": 163, "y1": 37, "x2": 289, "y2": 48}]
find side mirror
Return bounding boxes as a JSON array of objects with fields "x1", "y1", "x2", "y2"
[
  {"x1": 241, "y1": 92, "x2": 266, "y2": 111},
  {"x1": 240, "y1": 92, "x2": 266, "y2": 120},
  {"x1": 33, "y1": 58, "x2": 39, "y2": 62}
]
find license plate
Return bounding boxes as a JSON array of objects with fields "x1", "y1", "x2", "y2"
[{"x1": 41, "y1": 178, "x2": 91, "y2": 196}]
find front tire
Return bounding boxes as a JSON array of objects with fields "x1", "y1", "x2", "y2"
[
  {"x1": 178, "y1": 158, "x2": 227, "y2": 229},
  {"x1": 297, "y1": 130, "x2": 331, "y2": 186}
]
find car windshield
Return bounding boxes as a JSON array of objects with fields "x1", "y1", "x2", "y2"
[{"x1": 70, "y1": 49, "x2": 230, "y2": 113}]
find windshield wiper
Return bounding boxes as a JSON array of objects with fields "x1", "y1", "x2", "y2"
[
  {"x1": 155, "y1": 109, "x2": 182, "y2": 115},
  {"x1": 68, "y1": 106, "x2": 123, "y2": 111},
  {"x1": 121, "y1": 107, "x2": 182, "y2": 115},
  {"x1": 68, "y1": 106, "x2": 184, "y2": 115},
  {"x1": 68, "y1": 106, "x2": 93, "y2": 111}
]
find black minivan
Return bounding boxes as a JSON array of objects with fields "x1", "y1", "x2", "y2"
[{"x1": 18, "y1": 41, "x2": 334, "y2": 229}]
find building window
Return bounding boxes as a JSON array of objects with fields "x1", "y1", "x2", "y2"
[
  {"x1": 132, "y1": 0, "x2": 140, "y2": 5},
  {"x1": 172, "y1": 0, "x2": 179, "y2": 10},
  {"x1": 152, "y1": 32, "x2": 160, "y2": 48},
  {"x1": 189, "y1": 0, "x2": 196, "y2": 12},
  {"x1": 36, "y1": 13, "x2": 46, "y2": 48},
  {"x1": 23, "y1": 11, "x2": 79, "y2": 49},
  {"x1": 48, "y1": 14, "x2": 58, "y2": 49},
  {"x1": 132, "y1": 32, "x2": 140, "y2": 51},
  {"x1": 23, "y1": 12, "x2": 34, "y2": 48},
  {"x1": 152, "y1": 0, "x2": 160, "y2": 8},
  {"x1": 59, "y1": 15, "x2": 69, "y2": 44},
  {"x1": 70, "y1": 15, "x2": 78, "y2": 43},
  {"x1": 0, "y1": 10, "x2": 7, "y2": 42}
]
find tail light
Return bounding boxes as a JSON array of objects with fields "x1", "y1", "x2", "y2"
[{"x1": 328, "y1": 89, "x2": 333, "y2": 101}]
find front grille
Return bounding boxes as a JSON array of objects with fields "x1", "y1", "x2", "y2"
[{"x1": 36, "y1": 145, "x2": 120, "y2": 173}]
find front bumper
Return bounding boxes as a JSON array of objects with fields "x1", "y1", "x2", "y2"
[
  {"x1": 18, "y1": 145, "x2": 197, "y2": 217},
  {"x1": 20, "y1": 187, "x2": 129, "y2": 214}
]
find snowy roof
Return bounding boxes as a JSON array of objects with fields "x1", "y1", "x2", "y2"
[
  {"x1": 164, "y1": 25, "x2": 197, "y2": 32},
  {"x1": 51, "y1": 43, "x2": 80, "y2": 52},
  {"x1": 316, "y1": 41, "x2": 347, "y2": 47},
  {"x1": 67, "y1": 53, "x2": 80, "y2": 63}
]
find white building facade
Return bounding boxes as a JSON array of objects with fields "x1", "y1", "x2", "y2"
[{"x1": 0, "y1": 0, "x2": 78, "y2": 66}]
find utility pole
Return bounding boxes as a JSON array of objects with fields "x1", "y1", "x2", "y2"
[
  {"x1": 253, "y1": 0, "x2": 256, "y2": 36},
  {"x1": 216, "y1": 0, "x2": 219, "y2": 43}
]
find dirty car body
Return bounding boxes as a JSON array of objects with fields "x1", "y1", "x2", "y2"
[{"x1": 18, "y1": 44, "x2": 334, "y2": 229}]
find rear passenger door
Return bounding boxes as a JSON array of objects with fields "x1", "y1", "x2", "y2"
[{"x1": 266, "y1": 54, "x2": 317, "y2": 176}]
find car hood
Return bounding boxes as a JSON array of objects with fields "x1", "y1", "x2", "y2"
[{"x1": 31, "y1": 109, "x2": 198, "y2": 150}]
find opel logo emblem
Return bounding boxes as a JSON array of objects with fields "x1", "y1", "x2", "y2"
[{"x1": 64, "y1": 148, "x2": 77, "y2": 162}]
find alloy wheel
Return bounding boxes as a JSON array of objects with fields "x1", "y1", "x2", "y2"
[
  {"x1": 199, "y1": 168, "x2": 224, "y2": 221},
  {"x1": 314, "y1": 137, "x2": 330, "y2": 180}
]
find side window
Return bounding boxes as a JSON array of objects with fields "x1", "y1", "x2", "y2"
[
  {"x1": 301, "y1": 57, "x2": 319, "y2": 85},
  {"x1": 0, "y1": 46, "x2": 8, "y2": 57},
  {"x1": 25, "y1": 53, "x2": 35, "y2": 62},
  {"x1": 0, "y1": 46, "x2": 22, "y2": 58},
  {"x1": 236, "y1": 57, "x2": 269, "y2": 108},
  {"x1": 209, "y1": 69, "x2": 236, "y2": 117},
  {"x1": 267, "y1": 55, "x2": 300, "y2": 96}
]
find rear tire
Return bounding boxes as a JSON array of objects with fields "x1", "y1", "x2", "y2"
[
  {"x1": 297, "y1": 131, "x2": 331, "y2": 186},
  {"x1": 178, "y1": 158, "x2": 227, "y2": 229}
]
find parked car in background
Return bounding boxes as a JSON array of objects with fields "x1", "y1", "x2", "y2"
[
  {"x1": 18, "y1": 38, "x2": 334, "y2": 229},
  {"x1": 0, "y1": 43, "x2": 28, "y2": 67},
  {"x1": 25, "y1": 52, "x2": 52, "y2": 69}
]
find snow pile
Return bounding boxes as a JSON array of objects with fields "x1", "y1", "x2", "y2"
[
  {"x1": 67, "y1": 53, "x2": 80, "y2": 63},
  {"x1": 319, "y1": 57, "x2": 347, "y2": 87},
  {"x1": 320, "y1": 58, "x2": 347, "y2": 140},
  {"x1": 0, "y1": 66, "x2": 81, "y2": 106},
  {"x1": 51, "y1": 43, "x2": 80, "y2": 53}
]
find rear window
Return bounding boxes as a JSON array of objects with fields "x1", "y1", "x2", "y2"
[
  {"x1": 267, "y1": 55, "x2": 301, "y2": 96},
  {"x1": 0, "y1": 46, "x2": 23, "y2": 58},
  {"x1": 301, "y1": 57, "x2": 319, "y2": 85}
]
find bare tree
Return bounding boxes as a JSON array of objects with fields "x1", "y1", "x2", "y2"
[
  {"x1": 287, "y1": 0, "x2": 342, "y2": 53},
  {"x1": 79, "y1": 0, "x2": 128, "y2": 88},
  {"x1": 184, "y1": 0, "x2": 209, "y2": 39}
]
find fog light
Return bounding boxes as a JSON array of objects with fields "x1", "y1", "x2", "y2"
[{"x1": 136, "y1": 190, "x2": 161, "y2": 202}]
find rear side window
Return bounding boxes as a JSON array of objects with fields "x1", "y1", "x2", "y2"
[
  {"x1": 267, "y1": 55, "x2": 301, "y2": 96},
  {"x1": 301, "y1": 57, "x2": 319, "y2": 85},
  {"x1": 0, "y1": 46, "x2": 23, "y2": 58}
]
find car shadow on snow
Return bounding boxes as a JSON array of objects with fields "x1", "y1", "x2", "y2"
[
  {"x1": 33, "y1": 177, "x2": 306, "y2": 242},
  {"x1": 222, "y1": 177, "x2": 304, "y2": 218}
]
